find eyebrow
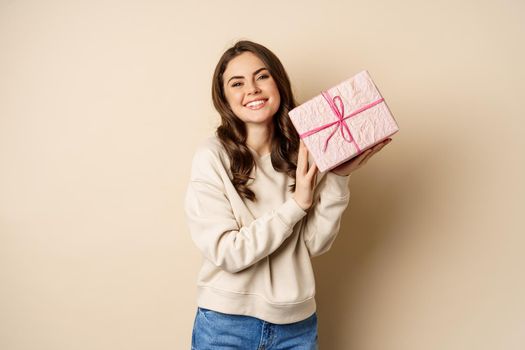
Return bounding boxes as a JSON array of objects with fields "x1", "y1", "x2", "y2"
[{"x1": 226, "y1": 67, "x2": 268, "y2": 84}]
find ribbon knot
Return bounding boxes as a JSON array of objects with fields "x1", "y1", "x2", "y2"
[
  {"x1": 320, "y1": 92, "x2": 355, "y2": 152},
  {"x1": 299, "y1": 90, "x2": 384, "y2": 153}
]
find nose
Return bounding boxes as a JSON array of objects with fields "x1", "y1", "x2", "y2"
[{"x1": 245, "y1": 80, "x2": 261, "y2": 95}]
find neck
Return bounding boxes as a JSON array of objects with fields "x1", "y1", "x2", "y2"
[{"x1": 246, "y1": 123, "x2": 273, "y2": 156}]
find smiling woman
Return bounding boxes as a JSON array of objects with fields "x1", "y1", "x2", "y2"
[
  {"x1": 223, "y1": 55, "x2": 281, "y2": 128},
  {"x1": 210, "y1": 40, "x2": 302, "y2": 202},
  {"x1": 185, "y1": 39, "x2": 386, "y2": 349}
]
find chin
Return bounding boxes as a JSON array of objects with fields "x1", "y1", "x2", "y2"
[{"x1": 240, "y1": 111, "x2": 276, "y2": 124}]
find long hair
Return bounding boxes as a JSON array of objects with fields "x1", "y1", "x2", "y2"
[{"x1": 211, "y1": 40, "x2": 300, "y2": 201}]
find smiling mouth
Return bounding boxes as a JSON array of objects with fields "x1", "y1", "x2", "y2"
[{"x1": 245, "y1": 99, "x2": 268, "y2": 110}]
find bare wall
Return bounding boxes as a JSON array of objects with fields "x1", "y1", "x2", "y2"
[{"x1": 1, "y1": 0, "x2": 523, "y2": 349}]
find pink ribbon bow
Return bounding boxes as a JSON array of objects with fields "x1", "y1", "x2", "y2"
[{"x1": 299, "y1": 90, "x2": 384, "y2": 153}]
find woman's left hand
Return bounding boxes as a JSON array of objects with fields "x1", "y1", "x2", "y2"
[{"x1": 330, "y1": 138, "x2": 392, "y2": 176}]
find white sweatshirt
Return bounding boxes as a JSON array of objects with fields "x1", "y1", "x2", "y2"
[{"x1": 184, "y1": 136, "x2": 351, "y2": 324}]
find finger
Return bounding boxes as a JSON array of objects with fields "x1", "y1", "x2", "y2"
[
  {"x1": 374, "y1": 139, "x2": 391, "y2": 152},
  {"x1": 361, "y1": 153, "x2": 373, "y2": 165},
  {"x1": 370, "y1": 144, "x2": 385, "y2": 155},
  {"x1": 364, "y1": 142, "x2": 385, "y2": 157},
  {"x1": 297, "y1": 140, "x2": 307, "y2": 174},
  {"x1": 361, "y1": 147, "x2": 382, "y2": 164},
  {"x1": 374, "y1": 141, "x2": 389, "y2": 151},
  {"x1": 370, "y1": 141, "x2": 390, "y2": 156},
  {"x1": 357, "y1": 140, "x2": 391, "y2": 166},
  {"x1": 307, "y1": 160, "x2": 318, "y2": 179},
  {"x1": 355, "y1": 149, "x2": 374, "y2": 166},
  {"x1": 355, "y1": 149, "x2": 373, "y2": 163}
]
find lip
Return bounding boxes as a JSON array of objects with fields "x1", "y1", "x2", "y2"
[{"x1": 244, "y1": 98, "x2": 268, "y2": 109}]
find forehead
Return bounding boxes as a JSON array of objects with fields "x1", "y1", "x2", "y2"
[{"x1": 223, "y1": 52, "x2": 266, "y2": 78}]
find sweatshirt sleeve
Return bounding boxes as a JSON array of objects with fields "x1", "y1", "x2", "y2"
[
  {"x1": 184, "y1": 147, "x2": 307, "y2": 274},
  {"x1": 302, "y1": 171, "x2": 351, "y2": 257}
]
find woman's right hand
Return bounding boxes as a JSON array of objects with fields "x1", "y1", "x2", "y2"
[{"x1": 293, "y1": 140, "x2": 319, "y2": 211}]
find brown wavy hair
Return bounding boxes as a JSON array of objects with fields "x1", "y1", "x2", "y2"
[{"x1": 211, "y1": 40, "x2": 300, "y2": 202}]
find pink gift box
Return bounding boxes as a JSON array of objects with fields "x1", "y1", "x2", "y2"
[{"x1": 288, "y1": 70, "x2": 399, "y2": 172}]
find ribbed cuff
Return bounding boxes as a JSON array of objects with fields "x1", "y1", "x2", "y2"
[
  {"x1": 276, "y1": 197, "x2": 308, "y2": 227},
  {"x1": 323, "y1": 172, "x2": 351, "y2": 198}
]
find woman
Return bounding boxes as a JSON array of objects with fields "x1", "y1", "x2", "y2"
[{"x1": 184, "y1": 40, "x2": 391, "y2": 349}]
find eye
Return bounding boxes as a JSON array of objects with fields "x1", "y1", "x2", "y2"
[
  {"x1": 257, "y1": 74, "x2": 269, "y2": 80},
  {"x1": 231, "y1": 82, "x2": 242, "y2": 87}
]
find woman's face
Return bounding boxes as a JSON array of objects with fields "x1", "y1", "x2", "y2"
[{"x1": 222, "y1": 52, "x2": 281, "y2": 127}]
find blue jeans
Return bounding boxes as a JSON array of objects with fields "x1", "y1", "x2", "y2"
[{"x1": 191, "y1": 307, "x2": 319, "y2": 349}]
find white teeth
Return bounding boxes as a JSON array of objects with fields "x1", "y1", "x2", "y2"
[{"x1": 246, "y1": 100, "x2": 266, "y2": 108}]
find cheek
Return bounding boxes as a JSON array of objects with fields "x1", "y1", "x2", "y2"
[
  {"x1": 224, "y1": 91, "x2": 242, "y2": 108},
  {"x1": 269, "y1": 83, "x2": 280, "y2": 99},
  {"x1": 272, "y1": 88, "x2": 281, "y2": 105}
]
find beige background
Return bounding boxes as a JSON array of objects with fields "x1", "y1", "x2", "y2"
[{"x1": 1, "y1": 0, "x2": 524, "y2": 349}]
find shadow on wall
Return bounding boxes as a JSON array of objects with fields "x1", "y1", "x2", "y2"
[{"x1": 312, "y1": 134, "x2": 445, "y2": 348}]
